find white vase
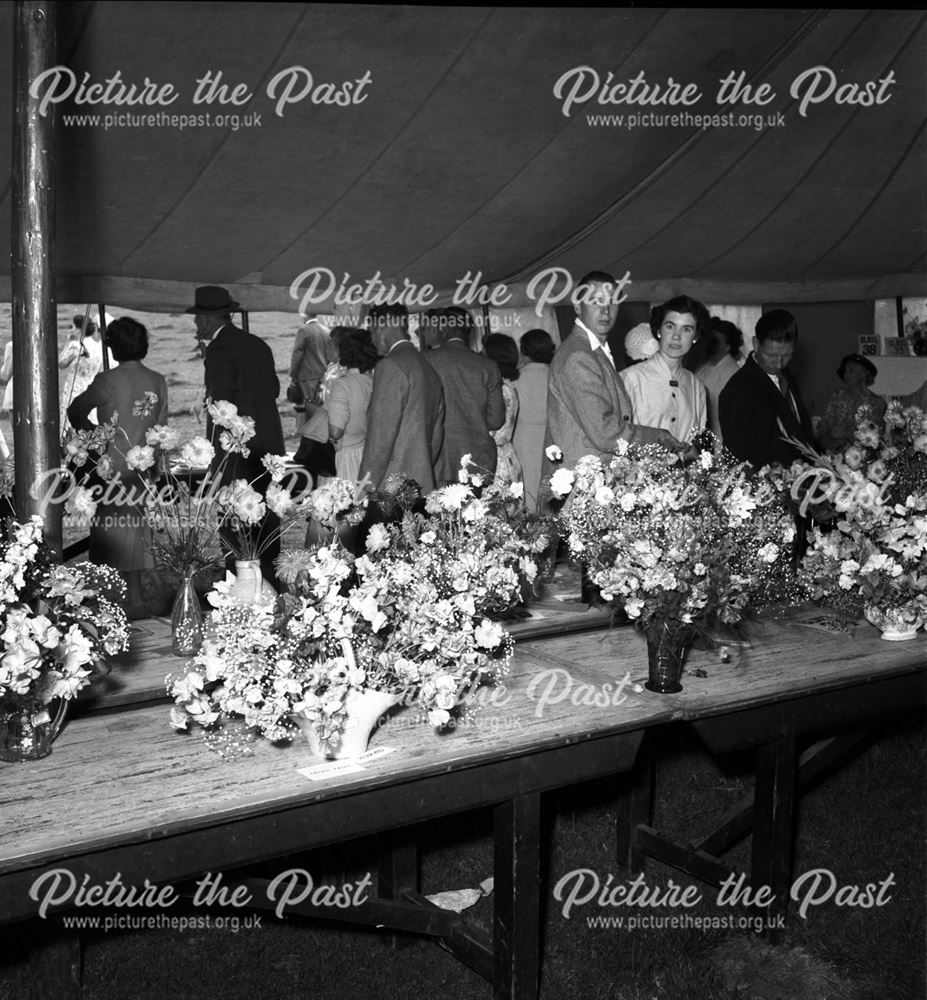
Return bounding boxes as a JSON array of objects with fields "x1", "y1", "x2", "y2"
[
  {"x1": 231, "y1": 559, "x2": 276, "y2": 606},
  {"x1": 864, "y1": 604, "x2": 924, "y2": 641},
  {"x1": 295, "y1": 687, "x2": 399, "y2": 759},
  {"x1": 294, "y1": 688, "x2": 399, "y2": 760},
  {"x1": 291, "y1": 640, "x2": 399, "y2": 757}
]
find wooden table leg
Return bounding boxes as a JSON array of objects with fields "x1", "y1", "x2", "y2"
[
  {"x1": 616, "y1": 731, "x2": 654, "y2": 872},
  {"x1": 493, "y1": 793, "x2": 541, "y2": 1000},
  {"x1": 378, "y1": 828, "x2": 420, "y2": 948},
  {"x1": 751, "y1": 735, "x2": 797, "y2": 939}
]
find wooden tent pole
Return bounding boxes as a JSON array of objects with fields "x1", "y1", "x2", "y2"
[{"x1": 11, "y1": 0, "x2": 61, "y2": 556}]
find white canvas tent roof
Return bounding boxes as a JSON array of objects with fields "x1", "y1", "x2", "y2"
[{"x1": 1, "y1": 4, "x2": 925, "y2": 311}]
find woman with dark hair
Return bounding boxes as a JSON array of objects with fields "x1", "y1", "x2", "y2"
[
  {"x1": 513, "y1": 328, "x2": 554, "y2": 510},
  {"x1": 483, "y1": 333, "x2": 523, "y2": 486},
  {"x1": 620, "y1": 295, "x2": 708, "y2": 444},
  {"x1": 326, "y1": 328, "x2": 378, "y2": 482},
  {"x1": 694, "y1": 317, "x2": 744, "y2": 440},
  {"x1": 817, "y1": 353, "x2": 887, "y2": 451},
  {"x1": 67, "y1": 317, "x2": 168, "y2": 618}
]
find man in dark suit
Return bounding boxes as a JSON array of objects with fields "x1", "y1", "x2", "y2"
[
  {"x1": 359, "y1": 304, "x2": 445, "y2": 493},
  {"x1": 188, "y1": 285, "x2": 285, "y2": 582},
  {"x1": 426, "y1": 306, "x2": 505, "y2": 486},
  {"x1": 718, "y1": 309, "x2": 815, "y2": 470}
]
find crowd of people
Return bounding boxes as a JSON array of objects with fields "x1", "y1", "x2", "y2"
[
  {"x1": 2, "y1": 276, "x2": 922, "y2": 619},
  {"x1": 288, "y1": 302, "x2": 559, "y2": 511}
]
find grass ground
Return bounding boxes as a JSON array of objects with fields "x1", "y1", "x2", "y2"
[{"x1": 1, "y1": 712, "x2": 922, "y2": 999}]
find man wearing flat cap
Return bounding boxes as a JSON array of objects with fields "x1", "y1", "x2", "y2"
[{"x1": 189, "y1": 285, "x2": 285, "y2": 582}]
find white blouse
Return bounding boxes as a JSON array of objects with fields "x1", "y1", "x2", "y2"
[{"x1": 619, "y1": 353, "x2": 707, "y2": 442}]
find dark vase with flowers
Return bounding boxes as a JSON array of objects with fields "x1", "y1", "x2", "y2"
[{"x1": 643, "y1": 619, "x2": 695, "y2": 694}]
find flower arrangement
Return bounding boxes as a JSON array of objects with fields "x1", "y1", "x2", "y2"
[
  {"x1": 167, "y1": 470, "x2": 535, "y2": 751},
  {"x1": 455, "y1": 455, "x2": 558, "y2": 592},
  {"x1": 552, "y1": 441, "x2": 796, "y2": 638},
  {"x1": 0, "y1": 516, "x2": 129, "y2": 709},
  {"x1": 63, "y1": 400, "x2": 315, "y2": 578},
  {"x1": 782, "y1": 402, "x2": 927, "y2": 625}
]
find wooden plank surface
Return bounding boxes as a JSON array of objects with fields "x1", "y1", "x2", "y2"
[{"x1": 2, "y1": 613, "x2": 924, "y2": 876}]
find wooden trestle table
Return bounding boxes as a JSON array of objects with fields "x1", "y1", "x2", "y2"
[{"x1": 0, "y1": 604, "x2": 923, "y2": 999}]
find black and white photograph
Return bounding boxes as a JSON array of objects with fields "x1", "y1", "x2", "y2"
[{"x1": 0, "y1": 5, "x2": 924, "y2": 999}]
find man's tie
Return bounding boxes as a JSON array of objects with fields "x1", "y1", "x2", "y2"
[{"x1": 777, "y1": 375, "x2": 790, "y2": 398}]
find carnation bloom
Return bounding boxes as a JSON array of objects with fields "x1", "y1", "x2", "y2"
[
  {"x1": 65, "y1": 486, "x2": 98, "y2": 523},
  {"x1": 145, "y1": 425, "x2": 181, "y2": 450},
  {"x1": 207, "y1": 400, "x2": 239, "y2": 425},
  {"x1": 365, "y1": 523, "x2": 391, "y2": 553},
  {"x1": 126, "y1": 445, "x2": 156, "y2": 472},
  {"x1": 437, "y1": 484, "x2": 470, "y2": 511},
  {"x1": 265, "y1": 483, "x2": 294, "y2": 518},
  {"x1": 549, "y1": 468, "x2": 575, "y2": 498},
  {"x1": 180, "y1": 437, "x2": 215, "y2": 468},
  {"x1": 261, "y1": 453, "x2": 288, "y2": 483}
]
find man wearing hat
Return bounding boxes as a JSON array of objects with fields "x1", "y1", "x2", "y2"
[{"x1": 188, "y1": 285, "x2": 285, "y2": 581}]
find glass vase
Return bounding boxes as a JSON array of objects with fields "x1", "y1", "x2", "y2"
[
  {"x1": 644, "y1": 620, "x2": 693, "y2": 694},
  {"x1": 0, "y1": 698, "x2": 68, "y2": 762},
  {"x1": 171, "y1": 571, "x2": 203, "y2": 657}
]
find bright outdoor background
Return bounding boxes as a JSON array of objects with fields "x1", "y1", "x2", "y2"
[{"x1": 0, "y1": 302, "x2": 307, "y2": 456}]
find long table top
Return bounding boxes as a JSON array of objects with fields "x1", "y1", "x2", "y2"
[{"x1": 1, "y1": 606, "x2": 924, "y2": 882}]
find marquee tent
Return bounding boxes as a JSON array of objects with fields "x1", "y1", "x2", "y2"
[{"x1": 1, "y1": 4, "x2": 925, "y2": 313}]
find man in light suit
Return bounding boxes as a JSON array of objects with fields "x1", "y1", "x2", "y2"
[
  {"x1": 426, "y1": 307, "x2": 505, "y2": 486},
  {"x1": 359, "y1": 304, "x2": 445, "y2": 493},
  {"x1": 189, "y1": 285, "x2": 285, "y2": 582},
  {"x1": 543, "y1": 271, "x2": 683, "y2": 478},
  {"x1": 719, "y1": 309, "x2": 815, "y2": 471}
]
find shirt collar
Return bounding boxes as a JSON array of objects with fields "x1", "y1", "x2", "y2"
[{"x1": 576, "y1": 320, "x2": 614, "y2": 366}]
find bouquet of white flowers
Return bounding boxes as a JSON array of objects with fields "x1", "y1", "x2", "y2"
[
  {"x1": 167, "y1": 472, "x2": 530, "y2": 752},
  {"x1": 783, "y1": 402, "x2": 927, "y2": 633},
  {"x1": 0, "y1": 516, "x2": 129, "y2": 759}
]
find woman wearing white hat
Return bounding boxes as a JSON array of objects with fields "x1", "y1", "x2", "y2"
[{"x1": 623, "y1": 323, "x2": 659, "y2": 363}]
